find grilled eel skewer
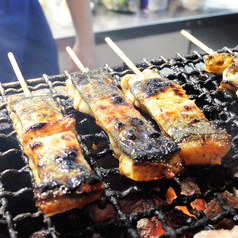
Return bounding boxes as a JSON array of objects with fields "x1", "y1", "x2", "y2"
[
  {"x1": 7, "y1": 95, "x2": 104, "y2": 216},
  {"x1": 121, "y1": 68, "x2": 231, "y2": 166},
  {"x1": 66, "y1": 69, "x2": 182, "y2": 182},
  {"x1": 180, "y1": 30, "x2": 238, "y2": 96},
  {"x1": 203, "y1": 52, "x2": 238, "y2": 96}
]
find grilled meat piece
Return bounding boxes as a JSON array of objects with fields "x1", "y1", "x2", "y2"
[
  {"x1": 121, "y1": 69, "x2": 231, "y2": 165},
  {"x1": 66, "y1": 69, "x2": 182, "y2": 182},
  {"x1": 221, "y1": 63, "x2": 238, "y2": 97},
  {"x1": 9, "y1": 95, "x2": 74, "y2": 144},
  {"x1": 8, "y1": 95, "x2": 104, "y2": 216},
  {"x1": 203, "y1": 52, "x2": 238, "y2": 75},
  {"x1": 204, "y1": 53, "x2": 238, "y2": 96}
]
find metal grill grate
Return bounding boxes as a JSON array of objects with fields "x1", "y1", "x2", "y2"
[{"x1": 0, "y1": 47, "x2": 238, "y2": 238}]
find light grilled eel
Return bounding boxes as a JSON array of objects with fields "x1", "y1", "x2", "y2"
[
  {"x1": 8, "y1": 95, "x2": 104, "y2": 216},
  {"x1": 203, "y1": 52, "x2": 238, "y2": 75},
  {"x1": 203, "y1": 52, "x2": 238, "y2": 96},
  {"x1": 66, "y1": 69, "x2": 182, "y2": 182},
  {"x1": 121, "y1": 68, "x2": 231, "y2": 165},
  {"x1": 222, "y1": 63, "x2": 238, "y2": 97}
]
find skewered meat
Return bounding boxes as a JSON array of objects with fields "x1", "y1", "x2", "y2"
[
  {"x1": 204, "y1": 52, "x2": 238, "y2": 96},
  {"x1": 221, "y1": 63, "x2": 238, "y2": 96},
  {"x1": 66, "y1": 69, "x2": 182, "y2": 182},
  {"x1": 7, "y1": 95, "x2": 104, "y2": 216},
  {"x1": 203, "y1": 52, "x2": 238, "y2": 74},
  {"x1": 121, "y1": 68, "x2": 231, "y2": 165}
]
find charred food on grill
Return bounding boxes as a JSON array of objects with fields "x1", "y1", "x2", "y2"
[
  {"x1": 121, "y1": 68, "x2": 231, "y2": 166},
  {"x1": 203, "y1": 52, "x2": 238, "y2": 74},
  {"x1": 7, "y1": 95, "x2": 104, "y2": 216},
  {"x1": 203, "y1": 52, "x2": 238, "y2": 96},
  {"x1": 66, "y1": 69, "x2": 182, "y2": 182},
  {"x1": 222, "y1": 63, "x2": 238, "y2": 96}
]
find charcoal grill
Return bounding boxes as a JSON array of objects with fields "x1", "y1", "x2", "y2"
[{"x1": 0, "y1": 47, "x2": 238, "y2": 238}]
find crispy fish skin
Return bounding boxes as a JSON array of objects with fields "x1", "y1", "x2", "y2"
[
  {"x1": 66, "y1": 69, "x2": 182, "y2": 182},
  {"x1": 203, "y1": 52, "x2": 238, "y2": 74},
  {"x1": 8, "y1": 95, "x2": 104, "y2": 216},
  {"x1": 122, "y1": 69, "x2": 231, "y2": 165},
  {"x1": 28, "y1": 131, "x2": 104, "y2": 216},
  {"x1": 9, "y1": 95, "x2": 63, "y2": 134}
]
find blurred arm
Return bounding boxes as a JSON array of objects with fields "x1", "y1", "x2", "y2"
[{"x1": 66, "y1": 0, "x2": 98, "y2": 71}]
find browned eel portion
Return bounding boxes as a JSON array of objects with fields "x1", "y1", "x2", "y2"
[
  {"x1": 8, "y1": 95, "x2": 104, "y2": 216},
  {"x1": 222, "y1": 63, "x2": 238, "y2": 96},
  {"x1": 121, "y1": 69, "x2": 231, "y2": 165},
  {"x1": 204, "y1": 52, "x2": 238, "y2": 96},
  {"x1": 66, "y1": 69, "x2": 182, "y2": 182},
  {"x1": 203, "y1": 52, "x2": 238, "y2": 75}
]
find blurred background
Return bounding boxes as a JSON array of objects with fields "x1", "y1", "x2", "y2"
[{"x1": 39, "y1": 0, "x2": 238, "y2": 73}]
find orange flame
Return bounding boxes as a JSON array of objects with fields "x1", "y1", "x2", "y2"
[{"x1": 166, "y1": 187, "x2": 205, "y2": 219}]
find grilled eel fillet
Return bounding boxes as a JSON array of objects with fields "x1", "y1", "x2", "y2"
[
  {"x1": 66, "y1": 69, "x2": 182, "y2": 182},
  {"x1": 222, "y1": 63, "x2": 238, "y2": 96},
  {"x1": 121, "y1": 69, "x2": 231, "y2": 165},
  {"x1": 203, "y1": 52, "x2": 238, "y2": 75},
  {"x1": 204, "y1": 52, "x2": 238, "y2": 96},
  {"x1": 8, "y1": 95, "x2": 104, "y2": 216}
]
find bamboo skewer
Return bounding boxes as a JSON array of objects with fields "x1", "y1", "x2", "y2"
[
  {"x1": 181, "y1": 30, "x2": 215, "y2": 55},
  {"x1": 105, "y1": 37, "x2": 144, "y2": 77},
  {"x1": 7, "y1": 52, "x2": 32, "y2": 97},
  {"x1": 66, "y1": 46, "x2": 88, "y2": 73}
]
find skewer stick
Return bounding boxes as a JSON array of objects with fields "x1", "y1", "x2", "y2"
[
  {"x1": 7, "y1": 52, "x2": 32, "y2": 97},
  {"x1": 66, "y1": 46, "x2": 88, "y2": 72},
  {"x1": 181, "y1": 30, "x2": 215, "y2": 55},
  {"x1": 105, "y1": 37, "x2": 144, "y2": 77}
]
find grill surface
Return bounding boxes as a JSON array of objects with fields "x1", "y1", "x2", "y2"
[{"x1": 0, "y1": 47, "x2": 238, "y2": 238}]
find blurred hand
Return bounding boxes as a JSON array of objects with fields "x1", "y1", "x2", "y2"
[
  {"x1": 69, "y1": 41, "x2": 98, "y2": 72},
  {"x1": 67, "y1": 0, "x2": 98, "y2": 72}
]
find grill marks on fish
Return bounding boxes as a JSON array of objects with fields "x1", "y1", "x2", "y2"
[
  {"x1": 121, "y1": 69, "x2": 231, "y2": 166},
  {"x1": 66, "y1": 69, "x2": 182, "y2": 182},
  {"x1": 8, "y1": 95, "x2": 104, "y2": 216}
]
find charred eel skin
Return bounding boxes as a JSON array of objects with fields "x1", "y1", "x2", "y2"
[
  {"x1": 8, "y1": 95, "x2": 104, "y2": 216},
  {"x1": 125, "y1": 69, "x2": 231, "y2": 166},
  {"x1": 68, "y1": 69, "x2": 182, "y2": 182}
]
